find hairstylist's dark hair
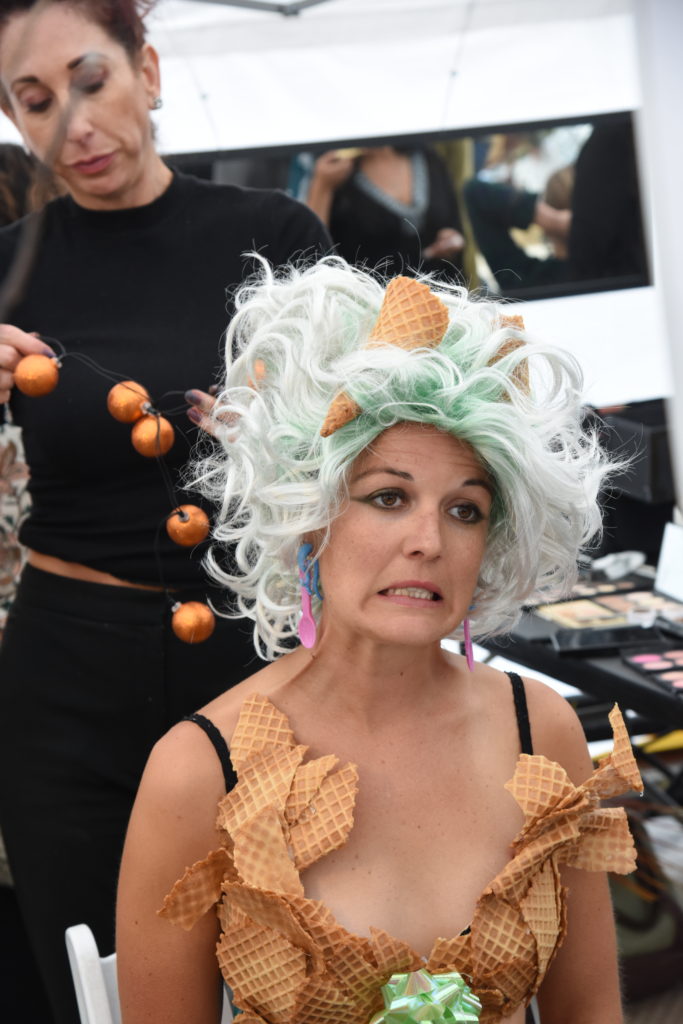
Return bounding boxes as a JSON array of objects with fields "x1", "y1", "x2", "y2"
[{"x1": 0, "y1": 0, "x2": 156, "y2": 58}]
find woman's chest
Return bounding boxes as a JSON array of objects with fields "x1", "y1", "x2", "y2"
[{"x1": 300, "y1": 756, "x2": 523, "y2": 957}]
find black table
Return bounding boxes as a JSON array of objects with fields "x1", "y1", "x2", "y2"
[{"x1": 484, "y1": 611, "x2": 683, "y2": 730}]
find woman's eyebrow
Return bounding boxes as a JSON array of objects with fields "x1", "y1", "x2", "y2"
[
  {"x1": 464, "y1": 477, "x2": 495, "y2": 497},
  {"x1": 351, "y1": 467, "x2": 414, "y2": 483}
]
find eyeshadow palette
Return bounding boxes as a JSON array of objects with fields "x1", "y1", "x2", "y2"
[
  {"x1": 622, "y1": 648, "x2": 683, "y2": 694},
  {"x1": 535, "y1": 589, "x2": 683, "y2": 631},
  {"x1": 535, "y1": 599, "x2": 627, "y2": 629}
]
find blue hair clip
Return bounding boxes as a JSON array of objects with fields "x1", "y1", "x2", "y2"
[{"x1": 297, "y1": 542, "x2": 322, "y2": 599}]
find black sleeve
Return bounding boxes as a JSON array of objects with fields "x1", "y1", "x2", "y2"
[{"x1": 263, "y1": 190, "x2": 333, "y2": 267}]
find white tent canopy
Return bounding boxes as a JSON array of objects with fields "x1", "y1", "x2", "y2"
[{"x1": 147, "y1": 0, "x2": 638, "y2": 155}]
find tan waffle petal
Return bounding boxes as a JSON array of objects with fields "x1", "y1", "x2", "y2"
[
  {"x1": 320, "y1": 393, "x2": 362, "y2": 438},
  {"x1": 426, "y1": 932, "x2": 473, "y2": 973},
  {"x1": 216, "y1": 922, "x2": 306, "y2": 1024},
  {"x1": 505, "y1": 754, "x2": 576, "y2": 823},
  {"x1": 289, "y1": 763, "x2": 359, "y2": 870},
  {"x1": 561, "y1": 806, "x2": 637, "y2": 873},
  {"x1": 471, "y1": 895, "x2": 537, "y2": 1008},
  {"x1": 490, "y1": 815, "x2": 580, "y2": 903},
  {"x1": 519, "y1": 860, "x2": 561, "y2": 977},
  {"x1": 230, "y1": 694, "x2": 296, "y2": 771},
  {"x1": 233, "y1": 803, "x2": 303, "y2": 896},
  {"x1": 285, "y1": 754, "x2": 339, "y2": 825},
  {"x1": 367, "y1": 276, "x2": 449, "y2": 350},
  {"x1": 158, "y1": 848, "x2": 236, "y2": 930},
  {"x1": 291, "y1": 975, "x2": 363, "y2": 1024},
  {"x1": 222, "y1": 882, "x2": 322, "y2": 962},
  {"x1": 370, "y1": 926, "x2": 423, "y2": 974},
  {"x1": 217, "y1": 745, "x2": 307, "y2": 836},
  {"x1": 218, "y1": 891, "x2": 249, "y2": 931},
  {"x1": 234, "y1": 1014, "x2": 268, "y2": 1024},
  {"x1": 585, "y1": 705, "x2": 643, "y2": 798},
  {"x1": 288, "y1": 895, "x2": 361, "y2": 961},
  {"x1": 326, "y1": 937, "x2": 389, "y2": 1002}
]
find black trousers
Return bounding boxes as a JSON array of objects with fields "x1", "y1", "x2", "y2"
[{"x1": 0, "y1": 565, "x2": 256, "y2": 1024}]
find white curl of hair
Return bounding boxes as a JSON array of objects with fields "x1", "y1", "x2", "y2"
[{"x1": 189, "y1": 256, "x2": 616, "y2": 660}]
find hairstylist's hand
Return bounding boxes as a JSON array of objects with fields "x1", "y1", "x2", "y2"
[
  {"x1": 0, "y1": 324, "x2": 56, "y2": 404},
  {"x1": 422, "y1": 228, "x2": 465, "y2": 262},
  {"x1": 311, "y1": 150, "x2": 357, "y2": 190},
  {"x1": 185, "y1": 388, "x2": 217, "y2": 434}
]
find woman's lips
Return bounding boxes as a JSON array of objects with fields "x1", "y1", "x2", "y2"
[{"x1": 71, "y1": 152, "x2": 115, "y2": 175}]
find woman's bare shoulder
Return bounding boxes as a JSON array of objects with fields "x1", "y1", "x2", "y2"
[
  {"x1": 520, "y1": 673, "x2": 595, "y2": 784},
  {"x1": 171, "y1": 647, "x2": 307, "y2": 753}
]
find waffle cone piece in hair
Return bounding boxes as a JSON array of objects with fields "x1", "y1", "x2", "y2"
[
  {"x1": 320, "y1": 277, "x2": 450, "y2": 437},
  {"x1": 488, "y1": 313, "x2": 530, "y2": 396},
  {"x1": 161, "y1": 698, "x2": 642, "y2": 1024}
]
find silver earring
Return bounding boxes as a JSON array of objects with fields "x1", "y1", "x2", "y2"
[{"x1": 151, "y1": 97, "x2": 163, "y2": 111}]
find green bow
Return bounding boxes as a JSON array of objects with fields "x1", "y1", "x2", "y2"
[{"x1": 369, "y1": 969, "x2": 481, "y2": 1024}]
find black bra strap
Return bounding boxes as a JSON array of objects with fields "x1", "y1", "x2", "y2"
[
  {"x1": 507, "y1": 672, "x2": 533, "y2": 755},
  {"x1": 185, "y1": 712, "x2": 237, "y2": 792}
]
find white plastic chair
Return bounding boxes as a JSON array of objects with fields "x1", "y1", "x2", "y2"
[
  {"x1": 65, "y1": 923, "x2": 233, "y2": 1024},
  {"x1": 65, "y1": 924, "x2": 119, "y2": 1024}
]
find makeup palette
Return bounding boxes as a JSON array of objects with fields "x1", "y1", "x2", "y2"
[{"x1": 622, "y1": 648, "x2": 683, "y2": 694}]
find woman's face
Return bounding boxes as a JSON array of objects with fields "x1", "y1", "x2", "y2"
[
  {"x1": 0, "y1": 3, "x2": 162, "y2": 209},
  {"x1": 317, "y1": 423, "x2": 493, "y2": 649}
]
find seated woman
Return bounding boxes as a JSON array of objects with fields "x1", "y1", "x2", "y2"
[{"x1": 117, "y1": 259, "x2": 642, "y2": 1024}]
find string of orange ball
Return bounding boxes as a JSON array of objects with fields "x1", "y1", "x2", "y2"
[{"x1": 14, "y1": 353, "x2": 216, "y2": 644}]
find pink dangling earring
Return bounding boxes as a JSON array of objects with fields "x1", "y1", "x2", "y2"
[{"x1": 463, "y1": 604, "x2": 475, "y2": 672}]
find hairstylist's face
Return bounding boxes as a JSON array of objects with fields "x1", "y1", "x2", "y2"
[
  {"x1": 317, "y1": 423, "x2": 492, "y2": 650},
  {"x1": 0, "y1": 3, "x2": 164, "y2": 210}
]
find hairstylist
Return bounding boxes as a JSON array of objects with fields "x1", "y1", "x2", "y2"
[{"x1": 0, "y1": 3, "x2": 329, "y2": 1022}]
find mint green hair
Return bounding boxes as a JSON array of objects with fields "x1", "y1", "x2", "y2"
[{"x1": 191, "y1": 256, "x2": 611, "y2": 660}]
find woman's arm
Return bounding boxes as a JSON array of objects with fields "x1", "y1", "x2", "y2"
[
  {"x1": 304, "y1": 151, "x2": 356, "y2": 226},
  {"x1": 116, "y1": 722, "x2": 228, "y2": 1024},
  {"x1": 527, "y1": 681, "x2": 625, "y2": 1024}
]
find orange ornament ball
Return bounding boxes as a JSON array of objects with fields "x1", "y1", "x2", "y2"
[
  {"x1": 171, "y1": 601, "x2": 216, "y2": 644},
  {"x1": 107, "y1": 380, "x2": 150, "y2": 423},
  {"x1": 166, "y1": 505, "x2": 210, "y2": 547},
  {"x1": 14, "y1": 354, "x2": 59, "y2": 397},
  {"x1": 131, "y1": 414, "x2": 174, "y2": 457}
]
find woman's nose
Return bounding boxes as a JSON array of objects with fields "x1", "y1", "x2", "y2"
[
  {"x1": 402, "y1": 509, "x2": 443, "y2": 559},
  {"x1": 63, "y1": 100, "x2": 95, "y2": 144}
]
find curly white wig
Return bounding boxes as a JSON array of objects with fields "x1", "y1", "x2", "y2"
[{"x1": 190, "y1": 256, "x2": 613, "y2": 660}]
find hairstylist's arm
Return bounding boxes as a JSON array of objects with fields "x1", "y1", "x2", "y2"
[
  {"x1": 305, "y1": 151, "x2": 355, "y2": 226},
  {"x1": 528, "y1": 683, "x2": 625, "y2": 1024},
  {"x1": 0, "y1": 324, "x2": 55, "y2": 403},
  {"x1": 117, "y1": 724, "x2": 227, "y2": 1024}
]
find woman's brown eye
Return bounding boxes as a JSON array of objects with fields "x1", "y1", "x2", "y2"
[
  {"x1": 451, "y1": 504, "x2": 481, "y2": 523},
  {"x1": 370, "y1": 491, "x2": 403, "y2": 509}
]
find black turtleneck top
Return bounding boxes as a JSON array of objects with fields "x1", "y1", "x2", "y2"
[{"x1": 1, "y1": 171, "x2": 329, "y2": 585}]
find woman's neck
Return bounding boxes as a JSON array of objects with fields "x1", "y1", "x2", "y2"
[{"x1": 283, "y1": 632, "x2": 462, "y2": 728}]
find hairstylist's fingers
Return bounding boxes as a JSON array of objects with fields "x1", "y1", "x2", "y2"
[
  {"x1": 313, "y1": 151, "x2": 355, "y2": 188},
  {"x1": 0, "y1": 324, "x2": 55, "y2": 367},
  {"x1": 185, "y1": 388, "x2": 220, "y2": 436},
  {"x1": 185, "y1": 388, "x2": 215, "y2": 413}
]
